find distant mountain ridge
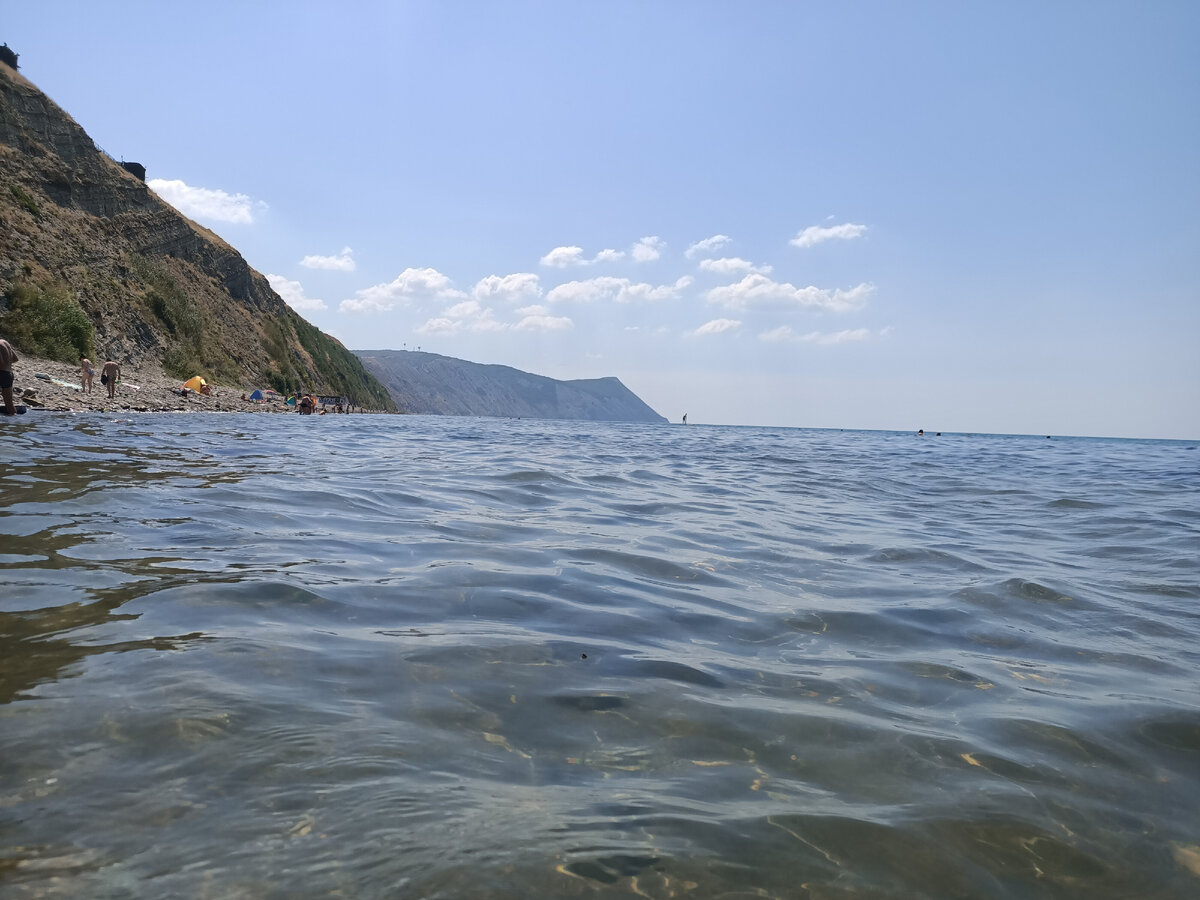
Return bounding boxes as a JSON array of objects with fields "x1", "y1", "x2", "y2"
[{"x1": 356, "y1": 350, "x2": 667, "y2": 423}]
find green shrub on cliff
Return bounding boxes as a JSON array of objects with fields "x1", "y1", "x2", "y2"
[
  {"x1": 1, "y1": 278, "x2": 94, "y2": 361},
  {"x1": 161, "y1": 347, "x2": 205, "y2": 380},
  {"x1": 9, "y1": 185, "x2": 41, "y2": 220},
  {"x1": 134, "y1": 255, "x2": 205, "y2": 350},
  {"x1": 148, "y1": 286, "x2": 202, "y2": 342},
  {"x1": 131, "y1": 255, "x2": 240, "y2": 383}
]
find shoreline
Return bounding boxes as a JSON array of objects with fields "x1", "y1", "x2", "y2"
[{"x1": 7, "y1": 355, "x2": 381, "y2": 414}]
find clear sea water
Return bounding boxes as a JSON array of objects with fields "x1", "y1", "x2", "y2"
[{"x1": 1, "y1": 414, "x2": 1198, "y2": 899}]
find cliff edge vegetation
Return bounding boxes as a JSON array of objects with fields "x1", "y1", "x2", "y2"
[{"x1": 0, "y1": 57, "x2": 394, "y2": 409}]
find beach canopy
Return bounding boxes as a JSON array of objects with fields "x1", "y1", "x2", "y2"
[
  {"x1": 183, "y1": 376, "x2": 207, "y2": 392},
  {"x1": 248, "y1": 389, "x2": 263, "y2": 401}
]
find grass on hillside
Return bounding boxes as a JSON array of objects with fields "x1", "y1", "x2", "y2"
[
  {"x1": 9, "y1": 184, "x2": 40, "y2": 220},
  {"x1": 130, "y1": 255, "x2": 242, "y2": 382},
  {"x1": 0, "y1": 277, "x2": 94, "y2": 361}
]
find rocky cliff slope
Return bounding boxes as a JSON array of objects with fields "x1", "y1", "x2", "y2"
[
  {"x1": 357, "y1": 349, "x2": 667, "y2": 423},
  {"x1": 0, "y1": 59, "x2": 394, "y2": 410}
]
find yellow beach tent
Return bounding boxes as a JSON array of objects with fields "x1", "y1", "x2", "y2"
[{"x1": 183, "y1": 376, "x2": 207, "y2": 392}]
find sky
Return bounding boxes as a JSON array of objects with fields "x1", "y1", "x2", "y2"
[{"x1": 5, "y1": 1, "x2": 1198, "y2": 438}]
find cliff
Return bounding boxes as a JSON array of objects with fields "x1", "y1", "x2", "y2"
[
  {"x1": 356, "y1": 350, "x2": 668, "y2": 423},
  {"x1": 0, "y1": 60, "x2": 394, "y2": 409}
]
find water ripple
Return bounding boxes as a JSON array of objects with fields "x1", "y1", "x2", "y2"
[{"x1": 1, "y1": 415, "x2": 1197, "y2": 898}]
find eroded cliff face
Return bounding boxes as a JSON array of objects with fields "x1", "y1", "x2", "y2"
[
  {"x1": 0, "y1": 73, "x2": 151, "y2": 218},
  {"x1": 0, "y1": 62, "x2": 393, "y2": 407}
]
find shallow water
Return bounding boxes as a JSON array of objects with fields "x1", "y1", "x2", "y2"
[{"x1": 1, "y1": 414, "x2": 1198, "y2": 898}]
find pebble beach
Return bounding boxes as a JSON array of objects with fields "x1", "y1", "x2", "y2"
[{"x1": 8, "y1": 355, "x2": 374, "y2": 414}]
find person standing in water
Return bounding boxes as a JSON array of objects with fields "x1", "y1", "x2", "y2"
[
  {"x1": 0, "y1": 336, "x2": 18, "y2": 415},
  {"x1": 682, "y1": 413, "x2": 688, "y2": 425}
]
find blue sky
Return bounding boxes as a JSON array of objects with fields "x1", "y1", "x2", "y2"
[{"x1": 6, "y1": 1, "x2": 1198, "y2": 437}]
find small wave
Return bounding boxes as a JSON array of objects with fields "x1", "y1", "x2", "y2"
[
  {"x1": 956, "y1": 578, "x2": 1101, "y2": 613},
  {"x1": 550, "y1": 693, "x2": 630, "y2": 712},
  {"x1": 865, "y1": 546, "x2": 991, "y2": 572},
  {"x1": 1133, "y1": 710, "x2": 1200, "y2": 759},
  {"x1": 566, "y1": 547, "x2": 729, "y2": 586},
  {"x1": 493, "y1": 469, "x2": 575, "y2": 485},
  {"x1": 1048, "y1": 498, "x2": 1110, "y2": 509},
  {"x1": 601, "y1": 655, "x2": 725, "y2": 689}
]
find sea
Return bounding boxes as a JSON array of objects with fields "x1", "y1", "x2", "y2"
[{"x1": 1, "y1": 413, "x2": 1197, "y2": 899}]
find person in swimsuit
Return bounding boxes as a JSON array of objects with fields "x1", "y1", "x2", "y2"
[
  {"x1": 101, "y1": 359, "x2": 121, "y2": 399},
  {"x1": 80, "y1": 355, "x2": 95, "y2": 393},
  {"x1": 0, "y1": 337, "x2": 18, "y2": 415}
]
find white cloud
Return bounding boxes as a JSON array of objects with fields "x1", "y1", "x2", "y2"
[
  {"x1": 692, "y1": 318, "x2": 742, "y2": 336},
  {"x1": 631, "y1": 235, "x2": 665, "y2": 262},
  {"x1": 819, "y1": 328, "x2": 871, "y2": 344},
  {"x1": 417, "y1": 298, "x2": 505, "y2": 335},
  {"x1": 416, "y1": 299, "x2": 572, "y2": 335},
  {"x1": 266, "y1": 274, "x2": 327, "y2": 311},
  {"x1": 472, "y1": 272, "x2": 542, "y2": 303},
  {"x1": 148, "y1": 178, "x2": 264, "y2": 224},
  {"x1": 339, "y1": 267, "x2": 465, "y2": 313},
  {"x1": 540, "y1": 245, "x2": 626, "y2": 267},
  {"x1": 547, "y1": 275, "x2": 693, "y2": 305},
  {"x1": 707, "y1": 275, "x2": 874, "y2": 312},
  {"x1": 441, "y1": 299, "x2": 486, "y2": 320},
  {"x1": 515, "y1": 312, "x2": 573, "y2": 331},
  {"x1": 545, "y1": 277, "x2": 625, "y2": 304},
  {"x1": 698, "y1": 257, "x2": 773, "y2": 275},
  {"x1": 759, "y1": 326, "x2": 872, "y2": 344},
  {"x1": 300, "y1": 246, "x2": 356, "y2": 271},
  {"x1": 790, "y1": 222, "x2": 868, "y2": 248},
  {"x1": 685, "y1": 235, "x2": 731, "y2": 258},
  {"x1": 540, "y1": 245, "x2": 587, "y2": 267},
  {"x1": 417, "y1": 317, "x2": 459, "y2": 335}
]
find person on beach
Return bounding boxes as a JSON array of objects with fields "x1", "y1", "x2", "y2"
[
  {"x1": 80, "y1": 355, "x2": 95, "y2": 393},
  {"x1": 0, "y1": 336, "x2": 18, "y2": 415},
  {"x1": 101, "y1": 359, "x2": 121, "y2": 399}
]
